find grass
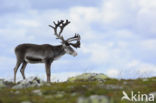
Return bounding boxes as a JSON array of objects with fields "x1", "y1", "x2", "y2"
[{"x1": 0, "y1": 77, "x2": 156, "y2": 103}]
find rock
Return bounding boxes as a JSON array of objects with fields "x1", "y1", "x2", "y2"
[
  {"x1": 71, "y1": 92, "x2": 77, "y2": 96},
  {"x1": 123, "y1": 81, "x2": 128, "y2": 85},
  {"x1": 21, "y1": 101, "x2": 32, "y2": 103},
  {"x1": 55, "y1": 91, "x2": 65, "y2": 98},
  {"x1": 12, "y1": 77, "x2": 45, "y2": 89},
  {"x1": 149, "y1": 92, "x2": 156, "y2": 97},
  {"x1": 105, "y1": 84, "x2": 123, "y2": 90},
  {"x1": 14, "y1": 91, "x2": 20, "y2": 94},
  {"x1": 98, "y1": 84, "x2": 123, "y2": 90},
  {"x1": 45, "y1": 95, "x2": 53, "y2": 99},
  {"x1": 142, "y1": 78, "x2": 148, "y2": 82},
  {"x1": 78, "y1": 95, "x2": 110, "y2": 103},
  {"x1": 32, "y1": 89, "x2": 42, "y2": 96},
  {"x1": 55, "y1": 93, "x2": 64, "y2": 98},
  {"x1": 0, "y1": 80, "x2": 6, "y2": 88},
  {"x1": 68, "y1": 73, "x2": 108, "y2": 82}
]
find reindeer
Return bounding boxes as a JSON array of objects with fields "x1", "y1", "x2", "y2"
[{"x1": 13, "y1": 20, "x2": 81, "y2": 83}]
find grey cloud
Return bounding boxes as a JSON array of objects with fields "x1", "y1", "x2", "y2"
[
  {"x1": 30, "y1": 0, "x2": 101, "y2": 9},
  {"x1": 0, "y1": 0, "x2": 156, "y2": 79},
  {"x1": 0, "y1": 0, "x2": 31, "y2": 14},
  {"x1": 0, "y1": 0, "x2": 101, "y2": 14}
]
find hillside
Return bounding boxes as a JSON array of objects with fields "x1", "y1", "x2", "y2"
[{"x1": 0, "y1": 73, "x2": 156, "y2": 103}]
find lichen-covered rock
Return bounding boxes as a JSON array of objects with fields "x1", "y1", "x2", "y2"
[
  {"x1": 0, "y1": 79, "x2": 6, "y2": 88},
  {"x1": 12, "y1": 77, "x2": 45, "y2": 89},
  {"x1": 68, "y1": 73, "x2": 108, "y2": 82},
  {"x1": 55, "y1": 93, "x2": 64, "y2": 98},
  {"x1": 97, "y1": 84, "x2": 123, "y2": 90},
  {"x1": 149, "y1": 92, "x2": 156, "y2": 98},
  {"x1": 21, "y1": 101, "x2": 32, "y2": 103},
  {"x1": 14, "y1": 91, "x2": 20, "y2": 94},
  {"x1": 77, "y1": 95, "x2": 110, "y2": 103},
  {"x1": 32, "y1": 89, "x2": 42, "y2": 96}
]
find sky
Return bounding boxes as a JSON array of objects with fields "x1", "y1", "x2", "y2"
[{"x1": 0, "y1": 0, "x2": 156, "y2": 81}]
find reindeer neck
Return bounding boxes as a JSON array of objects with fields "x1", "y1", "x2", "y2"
[{"x1": 53, "y1": 45, "x2": 66, "y2": 59}]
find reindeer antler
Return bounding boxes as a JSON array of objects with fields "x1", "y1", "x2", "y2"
[
  {"x1": 49, "y1": 20, "x2": 81, "y2": 48},
  {"x1": 68, "y1": 33, "x2": 81, "y2": 48},
  {"x1": 49, "y1": 20, "x2": 70, "y2": 42},
  {"x1": 59, "y1": 20, "x2": 70, "y2": 36},
  {"x1": 66, "y1": 33, "x2": 80, "y2": 42},
  {"x1": 69, "y1": 41, "x2": 80, "y2": 48}
]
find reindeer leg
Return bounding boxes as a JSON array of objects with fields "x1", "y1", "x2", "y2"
[
  {"x1": 20, "y1": 61, "x2": 27, "y2": 80},
  {"x1": 14, "y1": 60, "x2": 21, "y2": 83},
  {"x1": 45, "y1": 60, "x2": 52, "y2": 82}
]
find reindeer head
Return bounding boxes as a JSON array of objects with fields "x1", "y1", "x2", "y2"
[{"x1": 49, "y1": 20, "x2": 81, "y2": 57}]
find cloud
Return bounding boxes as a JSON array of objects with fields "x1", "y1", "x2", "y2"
[
  {"x1": 16, "y1": 19, "x2": 40, "y2": 27},
  {"x1": 0, "y1": 0, "x2": 101, "y2": 14},
  {"x1": 0, "y1": 56, "x2": 15, "y2": 69},
  {"x1": 139, "y1": 39, "x2": 156, "y2": 51},
  {"x1": 106, "y1": 69, "x2": 120, "y2": 78},
  {"x1": 126, "y1": 60, "x2": 156, "y2": 78},
  {"x1": 0, "y1": 0, "x2": 156, "y2": 80}
]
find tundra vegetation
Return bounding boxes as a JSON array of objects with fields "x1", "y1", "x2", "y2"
[{"x1": 0, "y1": 73, "x2": 155, "y2": 103}]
